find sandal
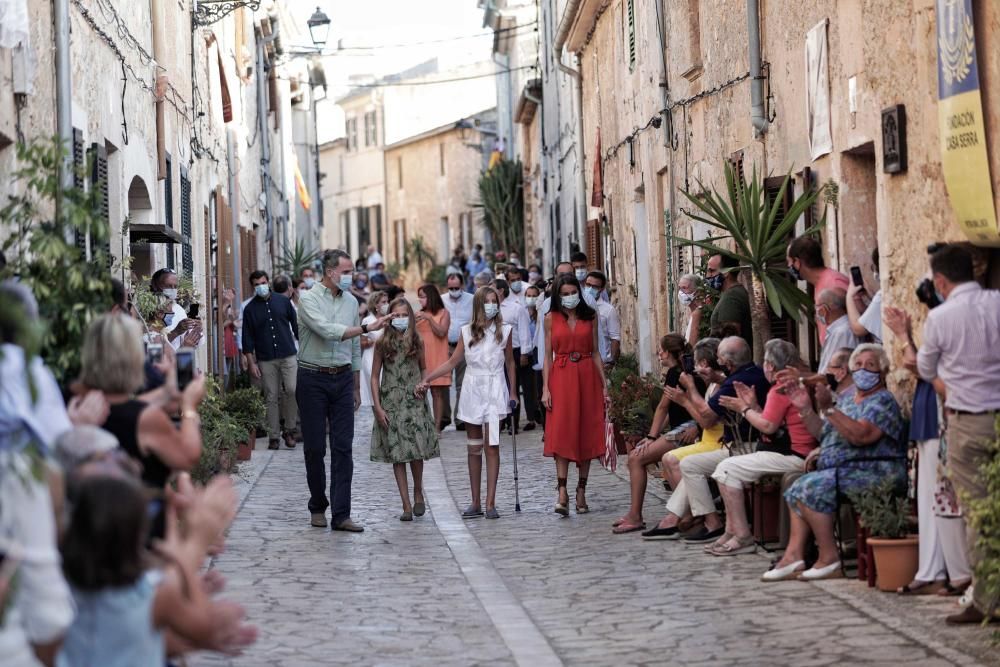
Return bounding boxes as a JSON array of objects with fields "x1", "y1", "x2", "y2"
[
  {"x1": 554, "y1": 477, "x2": 569, "y2": 516},
  {"x1": 575, "y1": 478, "x2": 589, "y2": 514},
  {"x1": 897, "y1": 580, "x2": 944, "y2": 595},
  {"x1": 702, "y1": 532, "x2": 734, "y2": 553},
  {"x1": 710, "y1": 535, "x2": 757, "y2": 556},
  {"x1": 612, "y1": 520, "x2": 646, "y2": 534},
  {"x1": 939, "y1": 580, "x2": 972, "y2": 597}
]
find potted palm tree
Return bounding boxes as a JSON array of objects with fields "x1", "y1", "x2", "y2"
[
  {"x1": 849, "y1": 479, "x2": 919, "y2": 592},
  {"x1": 672, "y1": 163, "x2": 826, "y2": 362}
]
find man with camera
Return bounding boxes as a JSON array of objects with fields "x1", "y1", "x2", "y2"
[
  {"x1": 150, "y1": 268, "x2": 203, "y2": 349},
  {"x1": 242, "y1": 270, "x2": 300, "y2": 451}
]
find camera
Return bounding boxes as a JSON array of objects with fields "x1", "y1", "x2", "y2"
[
  {"x1": 915, "y1": 278, "x2": 941, "y2": 309},
  {"x1": 146, "y1": 342, "x2": 164, "y2": 364}
]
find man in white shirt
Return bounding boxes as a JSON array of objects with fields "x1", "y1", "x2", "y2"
[
  {"x1": 846, "y1": 248, "x2": 883, "y2": 342},
  {"x1": 914, "y1": 244, "x2": 1000, "y2": 625},
  {"x1": 151, "y1": 268, "x2": 203, "y2": 350},
  {"x1": 583, "y1": 271, "x2": 621, "y2": 369},
  {"x1": 496, "y1": 278, "x2": 532, "y2": 433},
  {"x1": 505, "y1": 265, "x2": 527, "y2": 306},
  {"x1": 815, "y1": 288, "x2": 860, "y2": 373},
  {"x1": 365, "y1": 245, "x2": 384, "y2": 276},
  {"x1": 443, "y1": 272, "x2": 474, "y2": 430}
]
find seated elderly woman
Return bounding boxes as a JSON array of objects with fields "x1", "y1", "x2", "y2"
[
  {"x1": 708, "y1": 339, "x2": 819, "y2": 555},
  {"x1": 611, "y1": 334, "x2": 703, "y2": 534},
  {"x1": 763, "y1": 343, "x2": 905, "y2": 581},
  {"x1": 675, "y1": 273, "x2": 702, "y2": 345}
]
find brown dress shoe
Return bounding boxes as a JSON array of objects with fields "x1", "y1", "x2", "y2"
[
  {"x1": 268, "y1": 439, "x2": 280, "y2": 450},
  {"x1": 946, "y1": 606, "x2": 1000, "y2": 625},
  {"x1": 310, "y1": 513, "x2": 327, "y2": 528},
  {"x1": 332, "y1": 518, "x2": 364, "y2": 533},
  {"x1": 282, "y1": 431, "x2": 297, "y2": 449}
]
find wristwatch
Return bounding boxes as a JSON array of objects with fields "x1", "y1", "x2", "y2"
[
  {"x1": 741, "y1": 407, "x2": 752, "y2": 416},
  {"x1": 361, "y1": 323, "x2": 369, "y2": 334},
  {"x1": 824, "y1": 406, "x2": 837, "y2": 417}
]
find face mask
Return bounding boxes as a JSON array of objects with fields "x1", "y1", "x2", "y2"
[
  {"x1": 562, "y1": 294, "x2": 580, "y2": 310},
  {"x1": 163, "y1": 313, "x2": 174, "y2": 327},
  {"x1": 338, "y1": 274, "x2": 353, "y2": 291},
  {"x1": 706, "y1": 274, "x2": 724, "y2": 291},
  {"x1": 852, "y1": 368, "x2": 882, "y2": 392},
  {"x1": 355, "y1": 279, "x2": 368, "y2": 289},
  {"x1": 510, "y1": 256, "x2": 520, "y2": 265},
  {"x1": 525, "y1": 296, "x2": 538, "y2": 308},
  {"x1": 162, "y1": 288, "x2": 178, "y2": 301},
  {"x1": 678, "y1": 290, "x2": 696, "y2": 306},
  {"x1": 872, "y1": 272, "x2": 880, "y2": 285},
  {"x1": 449, "y1": 288, "x2": 462, "y2": 299},
  {"x1": 255, "y1": 284, "x2": 270, "y2": 298},
  {"x1": 815, "y1": 310, "x2": 827, "y2": 326},
  {"x1": 510, "y1": 280, "x2": 523, "y2": 293},
  {"x1": 787, "y1": 265, "x2": 803, "y2": 282},
  {"x1": 379, "y1": 303, "x2": 390, "y2": 315},
  {"x1": 574, "y1": 268, "x2": 588, "y2": 282},
  {"x1": 585, "y1": 286, "x2": 600, "y2": 300},
  {"x1": 483, "y1": 303, "x2": 499, "y2": 319},
  {"x1": 303, "y1": 278, "x2": 316, "y2": 289},
  {"x1": 528, "y1": 271, "x2": 540, "y2": 283},
  {"x1": 391, "y1": 318, "x2": 409, "y2": 332}
]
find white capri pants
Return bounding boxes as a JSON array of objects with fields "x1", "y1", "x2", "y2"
[
  {"x1": 666, "y1": 449, "x2": 730, "y2": 518},
  {"x1": 712, "y1": 451, "x2": 805, "y2": 490}
]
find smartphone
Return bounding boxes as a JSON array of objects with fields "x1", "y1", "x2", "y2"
[
  {"x1": 681, "y1": 353, "x2": 695, "y2": 374},
  {"x1": 187, "y1": 303, "x2": 200, "y2": 319},
  {"x1": 849, "y1": 266, "x2": 864, "y2": 287},
  {"x1": 146, "y1": 342, "x2": 164, "y2": 364},
  {"x1": 176, "y1": 347, "x2": 196, "y2": 390}
]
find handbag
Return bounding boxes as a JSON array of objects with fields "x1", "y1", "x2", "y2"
[
  {"x1": 757, "y1": 426, "x2": 793, "y2": 456},
  {"x1": 933, "y1": 433, "x2": 962, "y2": 518}
]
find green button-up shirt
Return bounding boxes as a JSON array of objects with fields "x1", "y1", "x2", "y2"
[{"x1": 297, "y1": 282, "x2": 362, "y2": 371}]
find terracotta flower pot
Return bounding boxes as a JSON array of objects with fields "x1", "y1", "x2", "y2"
[
  {"x1": 237, "y1": 441, "x2": 252, "y2": 461},
  {"x1": 867, "y1": 535, "x2": 920, "y2": 592}
]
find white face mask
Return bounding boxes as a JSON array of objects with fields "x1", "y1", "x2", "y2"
[
  {"x1": 391, "y1": 318, "x2": 409, "y2": 332},
  {"x1": 162, "y1": 288, "x2": 178, "y2": 301},
  {"x1": 510, "y1": 280, "x2": 523, "y2": 293},
  {"x1": 303, "y1": 277, "x2": 316, "y2": 289},
  {"x1": 379, "y1": 303, "x2": 389, "y2": 315},
  {"x1": 528, "y1": 271, "x2": 540, "y2": 283},
  {"x1": 678, "y1": 290, "x2": 695, "y2": 306},
  {"x1": 483, "y1": 303, "x2": 499, "y2": 319},
  {"x1": 448, "y1": 288, "x2": 463, "y2": 299},
  {"x1": 562, "y1": 293, "x2": 580, "y2": 310},
  {"x1": 525, "y1": 296, "x2": 538, "y2": 308},
  {"x1": 574, "y1": 268, "x2": 587, "y2": 282}
]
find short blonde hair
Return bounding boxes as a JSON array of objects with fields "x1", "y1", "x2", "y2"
[
  {"x1": 849, "y1": 343, "x2": 891, "y2": 374},
  {"x1": 80, "y1": 314, "x2": 146, "y2": 394}
]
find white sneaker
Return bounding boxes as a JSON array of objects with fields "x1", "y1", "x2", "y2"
[
  {"x1": 799, "y1": 561, "x2": 843, "y2": 580},
  {"x1": 761, "y1": 560, "x2": 805, "y2": 582}
]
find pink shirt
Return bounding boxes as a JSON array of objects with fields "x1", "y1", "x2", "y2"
[
  {"x1": 761, "y1": 385, "x2": 818, "y2": 458},
  {"x1": 814, "y1": 268, "x2": 850, "y2": 344}
]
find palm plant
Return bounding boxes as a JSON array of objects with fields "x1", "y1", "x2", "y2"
[
  {"x1": 275, "y1": 238, "x2": 319, "y2": 278},
  {"x1": 672, "y1": 162, "x2": 825, "y2": 362},
  {"x1": 475, "y1": 157, "x2": 524, "y2": 255},
  {"x1": 406, "y1": 236, "x2": 436, "y2": 278}
]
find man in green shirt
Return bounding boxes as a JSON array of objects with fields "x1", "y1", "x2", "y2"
[
  {"x1": 709, "y1": 254, "x2": 753, "y2": 350},
  {"x1": 297, "y1": 249, "x2": 388, "y2": 532}
]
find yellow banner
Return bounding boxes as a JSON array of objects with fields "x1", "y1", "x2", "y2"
[{"x1": 936, "y1": 0, "x2": 1000, "y2": 246}]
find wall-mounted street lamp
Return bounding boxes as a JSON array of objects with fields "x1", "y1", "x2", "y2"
[
  {"x1": 307, "y1": 7, "x2": 331, "y2": 47},
  {"x1": 193, "y1": 0, "x2": 261, "y2": 27}
]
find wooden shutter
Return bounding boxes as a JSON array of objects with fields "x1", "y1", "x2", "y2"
[
  {"x1": 586, "y1": 218, "x2": 603, "y2": 270},
  {"x1": 203, "y1": 204, "x2": 217, "y2": 374},
  {"x1": 89, "y1": 142, "x2": 111, "y2": 267},
  {"x1": 626, "y1": 0, "x2": 636, "y2": 71},
  {"x1": 214, "y1": 188, "x2": 230, "y2": 373},
  {"x1": 72, "y1": 129, "x2": 88, "y2": 254},
  {"x1": 180, "y1": 167, "x2": 193, "y2": 275},
  {"x1": 165, "y1": 153, "x2": 175, "y2": 270}
]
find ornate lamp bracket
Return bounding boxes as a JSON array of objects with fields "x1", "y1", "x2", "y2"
[{"x1": 192, "y1": 0, "x2": 261, "y2": 27}]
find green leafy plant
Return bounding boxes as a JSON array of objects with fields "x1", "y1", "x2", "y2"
[
  {"x1": 425, "y1": 264, "x2": 448, "y2": 286},
  {"x1": 0, "y1": 137, "x2": 113, "y2": 388},
  {"x1": 964, "y1": 417, "x2": 1000, "y2": 620},
  {"x1": 607, "y1": 354, "x2": 663, "y2": 437},
  {"x1": 673, "y1": 162, "x2": 825, "y2": 362},
  {"x1": 475, "y1": 158, "x2": 524, "y2": 255},
  {"x1": 848, "y1": 478, "x2": 911, "y2": 539},
  {"x1": 406, "y1": 236, "x2": 436, "y2": 278},
  {"x1": 221, "y1": 387, "x2": 266, "y2": 434},
  {"x1": 193, "y1": 378, "x2": 244, "y2": 483},
  {"x1": 275, "y1": 238, "x2": 319, "y2": 278}
]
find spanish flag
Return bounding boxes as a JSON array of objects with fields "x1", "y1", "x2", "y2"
[{"x1": 294, "y1": 157, "x2": 312, "y2": 211}]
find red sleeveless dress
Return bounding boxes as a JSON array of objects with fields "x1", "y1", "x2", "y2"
[{"x1": 543, "y1": 314, "x2": 606, "y2": 462}]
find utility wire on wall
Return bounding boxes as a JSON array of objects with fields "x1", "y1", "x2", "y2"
[{"x1": 273, "y1": 65, "x2": 539, "y2": 89}]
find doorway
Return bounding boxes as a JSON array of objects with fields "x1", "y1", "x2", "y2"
[{"x1": 839, "y1": 143, "x2": 878, "y2": 287}]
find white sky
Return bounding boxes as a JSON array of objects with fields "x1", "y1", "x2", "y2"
[{"x1": 286, "y1": 0, "x2": 495, "y2": 142}]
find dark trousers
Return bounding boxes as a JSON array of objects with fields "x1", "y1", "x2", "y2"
[
  {"x1": 534, "y1": 369, "x2": 545, "y2": 426},
  {"x1": 297, "y1": 368, "x2": 355, "y2": 523},
  {"x1": 519, "y1": 354, "x2": 540, "y2": 423}
]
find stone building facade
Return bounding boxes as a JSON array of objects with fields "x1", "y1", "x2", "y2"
[
  {"x1": 384, "y1": 109, "x2": 497, "y2": 289},
  {"x1": 552, "y1": 0, "x2": 1000, "y2": 373},
  {"x1": 0, "y1": 0, "x2": 314, "y2": 373}
]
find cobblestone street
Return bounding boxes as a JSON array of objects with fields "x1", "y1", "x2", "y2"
[{"x1": 194, "y1": 410, "x2": 997, "y2": 667}]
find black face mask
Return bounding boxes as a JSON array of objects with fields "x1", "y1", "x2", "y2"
[
  {"x1": 787, "y1": 264, "x2": 803, "y2": 282},
  {"x1": 706, "y1": 274, "x2": 724, "y2": 291},
  {"x1": 915, "y1": 278, "x2": 942, "y2": 309}
]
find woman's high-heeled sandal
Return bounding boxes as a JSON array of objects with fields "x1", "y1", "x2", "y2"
[
  {"x1": 575, "y1": 477, "x2": 590, "y2": 514},
  {"x1": 554, "y1": 477, "x2": 569, "y2": 516}
]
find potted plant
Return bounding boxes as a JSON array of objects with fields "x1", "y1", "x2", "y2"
[
  {"x1": 607, "y1": 355, "x2": 663, "y2": 454},
  {"x1": 194, "y1": 378, "x2": 245, "y2": 482},
  {"x1": 222, "y1": 388, "x2": 266, "y2": 461},
  {"x1": 849, "y1": 479, "x2": 918, "y2": 592}
]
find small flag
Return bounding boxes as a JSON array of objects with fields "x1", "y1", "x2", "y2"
[{"x1": 294, "y1": 158, "x2": 312, "y2": 210}]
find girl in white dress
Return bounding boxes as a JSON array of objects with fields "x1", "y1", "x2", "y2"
[
  {"x1": 420, "y1": 286, "x2": 517, "y2": 519},
  {"x1": 360, "y1": 291, "x2": 389, "y2": 407}
]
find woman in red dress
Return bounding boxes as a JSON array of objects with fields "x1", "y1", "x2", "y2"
[{"x1": 541, "y1": 273, "x2": 609, "y2": 516}]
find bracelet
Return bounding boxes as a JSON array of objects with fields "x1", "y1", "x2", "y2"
[
  {"x1": 741, "y1": 407, "x2": 752, "y2": 416},
  {"x1": 181, "y1": 409, "x2": 200, "y2": 421},
  {"x1": 361, "y1": 323, "x2": 369, "y2": 334},
  {"x1": 646, "y1": 434, "x2": 658, "y2": 440}
]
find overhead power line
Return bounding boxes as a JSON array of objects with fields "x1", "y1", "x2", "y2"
[
  {"x1": 276, "y1": 65, "x2": 539, "y2": 90},
  {"x1": 290, "y1": 21, "x2": 538, "y2": 55}
]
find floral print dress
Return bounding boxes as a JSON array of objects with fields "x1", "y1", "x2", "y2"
[
  {"x1": 369, "y1": 337, "x2": 440, "y2": 464},
  {"x1": 784, "y1": 388, "x2": 905, "y2": 515}
]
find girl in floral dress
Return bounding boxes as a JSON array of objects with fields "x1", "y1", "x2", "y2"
[
  {"x1": 370, "y1": 298, "x2": 440, "y2": 521},
  {"x1": 420, "y1": 287, "x2": 517, "y2": 520}
]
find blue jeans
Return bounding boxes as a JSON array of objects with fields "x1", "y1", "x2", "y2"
[{"x1": 296, "y1": 368, "x2": 355, "y2": 523}]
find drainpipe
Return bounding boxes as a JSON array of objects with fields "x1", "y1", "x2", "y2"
[
  {"x1": 54, "y1": 0, "x2": 73, "y2": 191},
  {"x1": 653, "y1": 0, "x2": 676, "y2": 330},
  {"x1": 747, "y1": 0, "x2": 768, "y2": 136},
  {"x1": 256, "y1": 21, "x2": 280, "y2": 262},
  {"x1": 558, "y1": 55, "x2": 586, "y2": 251}
]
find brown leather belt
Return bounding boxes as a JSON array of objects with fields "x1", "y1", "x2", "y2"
[{"x1": 299, "y1": 362, "x2": 352, "y2": 375}]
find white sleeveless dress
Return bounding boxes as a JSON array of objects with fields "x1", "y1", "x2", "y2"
[
  {"x1": 359, "y1": 314, "x2": 383, "y2": 407},
  {"x1": 456, "y1": 323, "x2": 512, "y2": 445}
]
